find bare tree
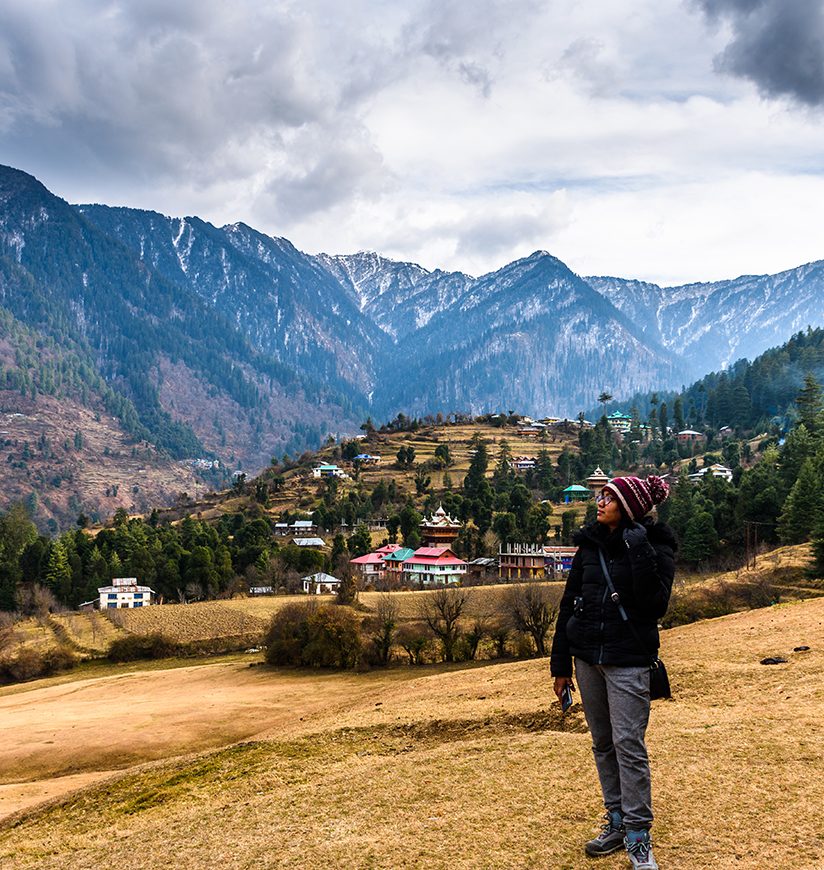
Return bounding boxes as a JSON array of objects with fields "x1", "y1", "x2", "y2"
[
  {"x1": 396, "y1": 623, "x2": 432, "y2": 665},
  {"x1": 419, "y1": 587, "x2": 472, "y2": 662},
  {"x1": 364, "y1": 593, "x2": 399, "y2": 664},
  {"x1": 506, "y1": 581, "x2": 558, "y2": 657},
  {"x1": 488, "y1": 618, "x2": 510, "y2": 658},
  {"x1": 464, "y1": 615, "x2": 489, "y2": 660}
]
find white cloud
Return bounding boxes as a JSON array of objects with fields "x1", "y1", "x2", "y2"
[{"x1": 1, "y1": 0, "x2": 824, "y2": 284}]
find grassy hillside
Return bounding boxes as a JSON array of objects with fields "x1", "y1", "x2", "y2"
[
  {"x1": 1, "y1": 595, "x2": 822, "y2": 868},
  {"x1": 174, "y1": 420, "x2": 580, "y2": 524}
]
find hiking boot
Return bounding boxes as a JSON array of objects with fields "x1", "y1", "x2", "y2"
[
  {"x1": 584, "y1": 810, "x2": 625, "y2": 857},
  {"x1": 624, "y1": 829, "x2": 659, "y2": 870}
]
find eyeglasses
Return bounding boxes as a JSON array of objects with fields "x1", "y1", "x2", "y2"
[{"x1": 596, "y1": 493, "x2": 615, "y2": 506}]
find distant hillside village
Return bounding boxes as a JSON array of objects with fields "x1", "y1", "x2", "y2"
[
  {"x1": 88, "y1": 416, "x2": 735, "y2": 610},
  {"x1": 5, "y1": 350, "x2": 819, "y2": 618}
]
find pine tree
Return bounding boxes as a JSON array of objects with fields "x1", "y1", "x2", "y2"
[
  {"x1": 681, "y1": 511, "x2": 719, "y2": 566},
  {"x1": 45, "y1": 539, "x2": 72, "y2": 603},
  {"x1": 777, "y1": 458, "x2": 823, "y2": 544},
  {"x1": 808, "y1": 513, "x2": 824, "y2": 581},
  {"x1": 796, "y1": 374, "x2": 823, "y2": 432},
  {"x1": 464, "y1": 435, "x2": 489, "y2": 499}
]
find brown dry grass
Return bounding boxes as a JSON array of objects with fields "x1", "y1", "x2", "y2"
[
  {"x1": 1, "y1": 596, "x2": 823, "y2": 868},
  {"x1": 218, "y1": 583, "x2": 566, "y2": 625},
  {"x1": 109, "y1": 601, "x2": 268, "y2": 643}
]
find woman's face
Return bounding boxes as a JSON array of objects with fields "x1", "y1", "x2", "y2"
[{"x1": 596, "y1": 489, "x2": 623, "y2": 529}]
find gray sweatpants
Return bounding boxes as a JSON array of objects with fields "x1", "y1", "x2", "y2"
[{"x1": 574, "y1": 657, "x2": 652, "y2": 831}]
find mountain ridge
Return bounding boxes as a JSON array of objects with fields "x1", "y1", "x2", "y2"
[{"x1": 3, "y1": 162, "x2": 824, "y2": 526}]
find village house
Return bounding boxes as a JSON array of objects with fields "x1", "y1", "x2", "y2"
[
  {"x1": 349, "y1": 544, "x2": 403, "y2": 585},
  {"x1": 312, "y1": 464, "x2": 347, "y2": 479},
  {"x1": 353, "y1": 453, "x2": 381, "y2": 465},
  {"x1": 676, "y1": 429, "x2": 706, "y2": 445},
  {"x1": 606, "y1": 411, "x2": 633, "y2": 435},
  {"x1": 420, "y1": 504, "x2": 462, "y2": 547},
  {"x1": 498, "y1": 543, "x2": 547, "y2": 580},
  {"x1": 291, "y1": 519, "x2": 318, "y2": 535},
  {"x1": 689, "y1": 463, "x2": 734, "y2": 483},
  {"x1": 302, "y1": 572, "x2": 342, "y2": 594},
  {"x1": 512, "y1": 455, "x2": 536, "y2": 472},
  {"x1": 464, "y1": 556, "x2": 498, "y2": 583},
  {"x1": 561, "y1": 484, "x2": 592, "y2": 503},
  {"x1": 349, "y1": 552, "x2": 386, "y2": 584},
  {"x1": 381, "y1": 547, "x2": 415, "y2": 584},
  {"x1": 403, "y1": 546, "x2": 467, "y2": 587},
  {"x1": 97, "y1": 577, "x2": 156, "y2": 609}
]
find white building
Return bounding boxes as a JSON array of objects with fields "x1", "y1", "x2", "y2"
[
  {"x1": 302, "y1": 572, "x2": 342, "y2": 594},
  {"x1": 312, "y1": 464, "x2": 347, "y2": 479},
  {"x1": 98, "y1": 577, "x2": 156, "y2": 609},
  {"x1": 689, "y1": 463, "x2": 734, "y2": 483}
]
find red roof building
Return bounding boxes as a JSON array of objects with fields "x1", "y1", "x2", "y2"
[{"x1": 402, "y1": 546, "x2": 467, "y2": 587}]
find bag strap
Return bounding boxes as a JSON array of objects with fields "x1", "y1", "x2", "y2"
[{"x1": 597, "y1": 548, "x2": 656, "y2": 665}]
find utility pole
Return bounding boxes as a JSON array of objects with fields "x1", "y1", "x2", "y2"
[{"x1": 743, "y1": 520, "x2": 771, "y2": 570}]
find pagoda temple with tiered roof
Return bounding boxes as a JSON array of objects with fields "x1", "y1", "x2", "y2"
[{"x1": 420, "y1": 504, "x2": 462, "y2": 547}]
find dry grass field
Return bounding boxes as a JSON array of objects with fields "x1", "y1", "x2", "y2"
[
  {"x1": 109, "y1": 601, "x2": 268, "y2": 643},
  {"x1": 1, "y1": 594, "x2": 822, "y2": 869}
]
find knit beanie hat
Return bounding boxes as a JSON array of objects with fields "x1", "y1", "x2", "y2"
[{"x1": 603, "y1": 475, "x2": 670, "y2": 521}]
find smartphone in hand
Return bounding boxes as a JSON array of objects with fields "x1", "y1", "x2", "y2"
[{"x1": 561, "y1": 684, "x2": 574, "y2": 713}]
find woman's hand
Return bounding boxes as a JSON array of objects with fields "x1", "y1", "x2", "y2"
[{"x1": 553, "y1": 676, "x2": 575, "y2": 702}]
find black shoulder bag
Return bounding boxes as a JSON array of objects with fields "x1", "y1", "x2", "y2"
[{"x1": 597, "y1": 549, "x2": 671, "y2": 700}]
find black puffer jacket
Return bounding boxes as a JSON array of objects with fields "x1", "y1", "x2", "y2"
[{"x1": 550, "y1": 517, "x2": 677, "y2": 677}]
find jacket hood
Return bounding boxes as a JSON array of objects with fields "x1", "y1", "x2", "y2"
[{"x1": 573, "y1": 516, "x2": 678, "y2": 552}]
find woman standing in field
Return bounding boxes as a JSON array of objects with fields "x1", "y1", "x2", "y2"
[{"x1": 550, "y1": 475, "x2": 676, "y2": 870}]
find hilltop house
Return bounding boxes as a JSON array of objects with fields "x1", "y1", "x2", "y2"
[
  {"x1": 689, "y1": 463, "x2": 734, "y2": 483},
  {"x1": 312, "y1": 464, "x2": 347, "y2": 479},
  {"x1": 403, "y1": 546, "x2": 467, "y2": 587},
  {"x1": 98, "y1": 577, "x2": 155, "y2": 609},
  {"x1": 291, "y1": 537, "x2": 327, "y2": 549},
  {"x1": 606, "y1": 411, "x2": 633, "y2": 435},
  {"x1": 353, "y1": 453, "x2": 381, "y2": 465},
  {"x1": 676, "y1": 429, "x2": 706, "y2": 445}
]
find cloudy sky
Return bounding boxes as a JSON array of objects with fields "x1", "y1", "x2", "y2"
[{"x1": 2, "y1": 0, "x2": 824, "y2": 285}]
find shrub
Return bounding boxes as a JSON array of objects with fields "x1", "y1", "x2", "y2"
[
  {"x1": 264, "y1": 602, "x2": 314, "y2": 666},
  {"x1": 302, "y1": 607, "x2": 362, "y2": 668},
  {"x1": 264, "y1": 603, "x2": 362, "y2": 669},
  {"x1": 107, "y1": 633, "x2": 181, "y2": 662},
  {"x1": 0, "y1": 644, "x2": 77, "y2": 683}
]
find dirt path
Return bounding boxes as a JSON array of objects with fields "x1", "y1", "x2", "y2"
[{"x1": 0, "y1": 660, "x2": 413, "y2": 820}]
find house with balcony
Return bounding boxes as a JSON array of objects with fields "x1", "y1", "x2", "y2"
[
  {"x1": 402, "y1": 546, "x2": 467, "y2": 587},
  {"x1": 97, "y1": 577, "x2": 156, "y2": 609}
]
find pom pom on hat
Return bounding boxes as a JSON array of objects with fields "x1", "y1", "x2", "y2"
[{"x1": 604, "y1": 474, "x2": 670, "y2": 521}]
